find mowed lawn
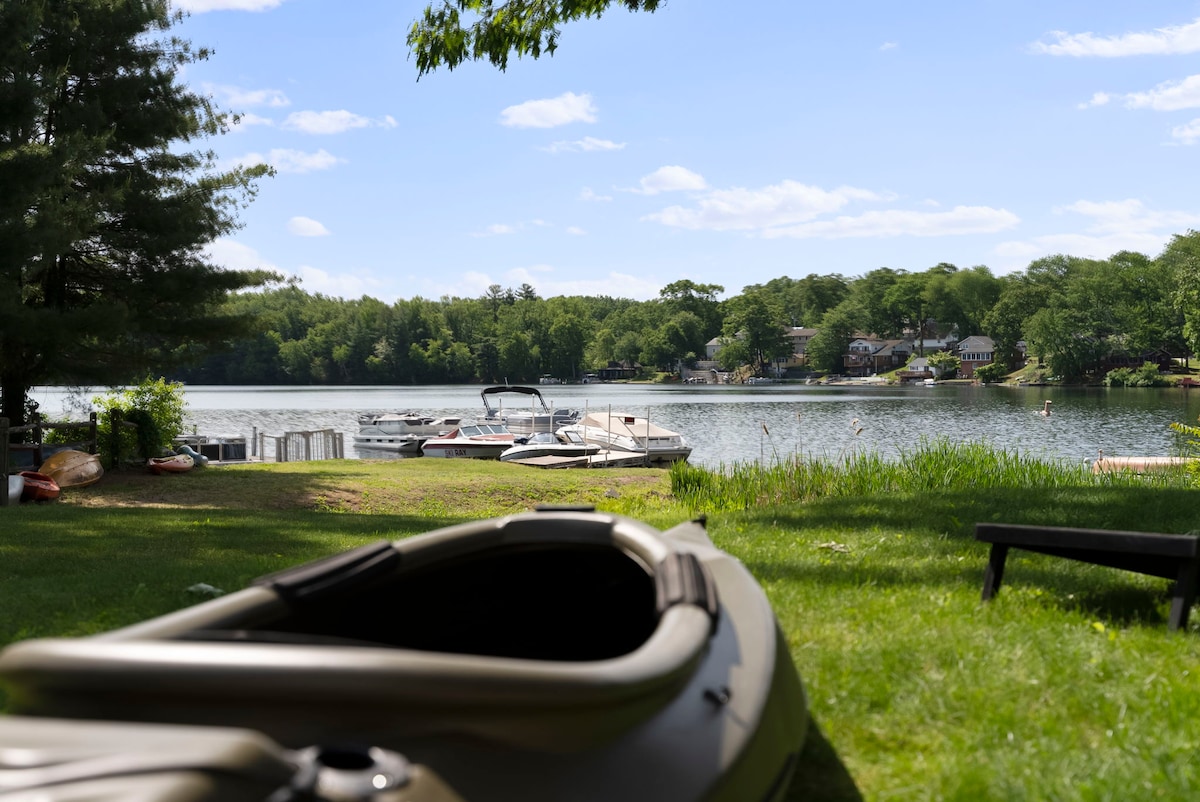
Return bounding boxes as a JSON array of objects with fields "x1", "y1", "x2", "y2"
[{"x1": 3, "y1": 452, "x2": 1200, "y2": 801}]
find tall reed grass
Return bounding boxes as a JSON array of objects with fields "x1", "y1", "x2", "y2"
[{"x1": 670, "y1": 438, "x2": 1191, "y2": 512}]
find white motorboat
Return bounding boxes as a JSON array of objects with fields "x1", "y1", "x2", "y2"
[
  {"x1": 499, "y1": 429, "x2": 603, "y2": 462},
  {"x1": 558, "y1": 411, "x2": 692, "y2": 467},
  {"x1": 478, "y1": 385, "x2": 579, "y2": 437},
  {"x1": 421, "y1": 423, "x2": 515, "y2": 459},
  {"x1": 353, "y1": 411, "x2": 464, "y2": 453}
]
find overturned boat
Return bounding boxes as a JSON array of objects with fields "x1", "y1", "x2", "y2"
[{"x1": 0, "y1": 508, "x2": 809, "y2": 801}]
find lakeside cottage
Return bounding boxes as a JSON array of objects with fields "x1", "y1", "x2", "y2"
[{"x1": 705, "y1": 324, "x2": 1011, "y2": 380}]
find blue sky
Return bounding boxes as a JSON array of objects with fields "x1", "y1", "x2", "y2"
[{"x1": 175, "y1": 0, "x2": 1200, "y2": 306}]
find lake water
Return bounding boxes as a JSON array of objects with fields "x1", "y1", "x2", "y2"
[{"x1": 28, "y1": 383, "x2": 1200, "y2": 469}]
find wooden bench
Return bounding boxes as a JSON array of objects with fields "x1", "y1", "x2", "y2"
[{"x1": 975, "y1": 523, "x2": 1200, "y2": 631}]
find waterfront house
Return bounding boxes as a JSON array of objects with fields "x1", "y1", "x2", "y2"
[{"x1": 957, "y1": 335, "x2": 995, "y2": 378}]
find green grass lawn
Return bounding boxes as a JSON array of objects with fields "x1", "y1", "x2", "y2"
[{"x1": 3, "y1": 448, "x2": 1200, "y2": 800}]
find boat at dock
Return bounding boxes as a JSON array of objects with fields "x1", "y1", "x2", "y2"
[
  {"x1": 478, "y1": 385, "x2": 579, "y2": 437},
  {"x1": 499, "y1": 429, "x2": 602, "y2": 462},
  {"x1": 353, "y1": 411, "x2": 464, "y2": 453},
  {"x1": 421, "y1": 423, "x2": 515, "y2": 459},
  {"x1": 558, "y1": 411, "x2": 692, "y2": 467}
]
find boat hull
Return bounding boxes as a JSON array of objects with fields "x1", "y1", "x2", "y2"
[
  {"x1": 0, "y1": 510, "x2": 809, "y2": 802},
  {"x1": 422, "y1": 441, "x2": 512, "y2": 459},
  {"x1": 148, "y1": 454, "x2": 194, "y2": 475},
  {"x1": 39, "y1": 450, "x2": 103, "y2": 489},
  {"x1": 352, "y1": 435, "x2": 425, "y2": 453},
  {"x1": 18, "y1": 471, "x2": 61, "y2": 502}
]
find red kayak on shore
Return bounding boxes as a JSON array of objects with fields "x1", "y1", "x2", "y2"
[{"x1": 19, "y1": 471, "x2": 61, "y2": 503}]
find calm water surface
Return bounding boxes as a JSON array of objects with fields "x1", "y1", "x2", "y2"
[{"x1": 29, "y1": 383, "x2": 1200, "y2": 469}]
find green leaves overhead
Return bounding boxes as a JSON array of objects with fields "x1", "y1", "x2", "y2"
[{"x1": 408, "y1": 0, "x2": 662, "y2": 77}]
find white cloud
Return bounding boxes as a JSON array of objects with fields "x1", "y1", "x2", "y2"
[
  {"x1": 500, "y1": 92, "x2": 597, "y2": 128},
  {"x1": 566, "y1": 226, "x2": 587, "y2": 236},
  {"x1": 204, "y1": 83, "x2": 290, "y2": 108},
  {"x1": 176, "y1": 0, "x2": 286, "y2": 11},
  {"x1": 580, "y1": 187, "x2": 613, "y2": 202},
  {"x1": 280, "y1": 110, "x2": 396, "y2": 135},
  {"x1": 473, "y1": 224, "x2": 516, "y2": 237},
  {"x1": 287, "y1": 217, "x2": 330, "y2": 237},
  {"x1": 417, "y1": 266, "x2": 663, "y2": 301},
  {"x1": 283, "y1": 110, "x2": 372, "y2": 134},
  {"x1": 1171, "y1": 118, "x2": 1200, "y2": 144},
  {"x1": 644, "y1": 179, "x2": 885, "y2": 231},
  {"x1": 541, "y1": 137, "x2": 626, "y2": 153},
  {"x1": 759, "y1": 206, "x2": 1019, "y2": 240},
  {"x1": 1033, "y1": 18, "x2": 1200, "y2": 57},
  {"x1": 203, "y1": 239, "x2": 280, "y2": 273},
  {"x1": 1077, "y1": 92, "x2": 1111, "y2": 110},
  {"x1": 634, "y1": 166, "x2": 708, "y2": 195},
  {"x1": 879, "y1": 42, "x2": 898, "y2": 51},
  {"x1": 994, "y1": 198, "x2": 1200, "y2": 270},
  {"x1": 1123, "y1": 74, "x2": 1200, "y2": 111},
  {"x1": 291, "y1": 265, "x2": 380, "y2": 299},
  {"x1": 1054, "y1": 199, "x2": 1200, "y2": 233},
  {"x1": 234, "y1": 148, "x2": 343, "y2": 173}
]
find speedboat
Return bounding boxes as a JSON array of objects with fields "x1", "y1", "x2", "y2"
[
  {"x1": 558, "y1": 411, "x2": 692, "y2": 466},
  {"x1": 353, "y1": 411, "x2": 464, "y2": 453},
  {"x1": 478, "y1": 385, "x2": 579, "y2": 437},
  {"x1": 499, "y1": 429, "x2": 602, "y2": 462},
  {"x1": 420, "y1": 423, "x2": 515, "y2": 459},
  {"x1": 0, "y1": 508, "x2": 809, "y2": 801}
]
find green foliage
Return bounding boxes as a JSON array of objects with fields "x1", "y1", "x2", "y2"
[
  {"x1": 167, "y1": 231, "x2": 1199, "y2": 386},
  {"x1": 670, "y1": 438, "x2": 1186, "y2": 512},
  {"x1": 973, "y1": 360, "x2": 1007, "y2": 383},
  {"x1": 927, "y1": 349, "x2": 961, "y2": 378},
  {"x1": 408, "y1": 0, "x2": 662, "y2": 76},
  {"x1": 92, "y1": 378, "x2": 187, "y2": 463},
  {"x1": 1170, "y1": 415, "x2": 1200, "y2": 459},
  {"x1": 1104, "y1": 362, "x2": 1169, "y2": 387},
  {"x1": 0, "y1": 0, "x2": 275, "y2": 426}
]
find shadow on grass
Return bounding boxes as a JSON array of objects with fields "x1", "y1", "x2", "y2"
[
  {"x1": 787, "y1": 715, "x2": 864, "y2": 801},
  {"x1": 980, "y1": 560, "x2": 1179, "y2": 629},
  {"x1": 0, "y1": 506, "x2": 468, "y2": 646},
  {"x1": 736, "y1": 485, "x2": 1200, "y2": 542}
]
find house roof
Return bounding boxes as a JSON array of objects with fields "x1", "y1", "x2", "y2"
[
  {"x1": 874, "y1": 339, "x2": 913, "y2": 357},
  {"x1": 957, "y1": 335, "x2": 995, "y2": 352}
]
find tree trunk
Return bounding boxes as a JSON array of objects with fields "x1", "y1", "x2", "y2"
[{"x1": 1, "y1": 377, "x2": 29, "y2": 431}]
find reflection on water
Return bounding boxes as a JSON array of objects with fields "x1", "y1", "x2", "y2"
[{"x1": 28, "y1": 383, "x2": 1200, "y2": 469}]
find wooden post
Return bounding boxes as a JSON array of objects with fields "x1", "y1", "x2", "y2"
[
  {"x1": 107, "y1": 409, "x2": 122, "y2": 470},
  {"x1": 31, "y1": 412, "x2": 44, "y2": 467}
]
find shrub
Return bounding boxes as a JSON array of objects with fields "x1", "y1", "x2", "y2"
[
  {"x1": 1105, "y1": 362, "x2": 1169, "y2": 387},
  {"x1": 973, "y1": 362, "x2": 1007, "y2": 383},
  {"x1": 93, "y1": 378, "x2": 188, "y2": 464}
]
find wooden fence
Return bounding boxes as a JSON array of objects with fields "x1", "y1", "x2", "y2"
[{"x1": 2, "y1": 413, "x2": 101, "y2": 506}]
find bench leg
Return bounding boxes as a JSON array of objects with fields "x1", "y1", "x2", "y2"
[
  {"x1": 1168, "y1": 561, "x2": 1200, "y2": 631},
  {"x1": 981, "y1": 544, "x2": 1009, "y2": 602}
]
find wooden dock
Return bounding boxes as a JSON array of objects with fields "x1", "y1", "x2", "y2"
[{"x1": 504, "y1": 450, "x2": 656, "y2": 469}]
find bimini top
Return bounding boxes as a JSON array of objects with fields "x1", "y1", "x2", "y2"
[{"x1": 480, "y1": 384, "x2": 551, "y2": 416}]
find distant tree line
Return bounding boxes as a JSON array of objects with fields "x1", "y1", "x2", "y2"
[{"x1": 169, "y1": 231, "x2": 1200, "y2": 386}]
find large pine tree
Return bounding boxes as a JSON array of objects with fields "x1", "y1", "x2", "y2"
[{"x1": 0, "y1": 0, "x2": 274, "y2": 427}]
